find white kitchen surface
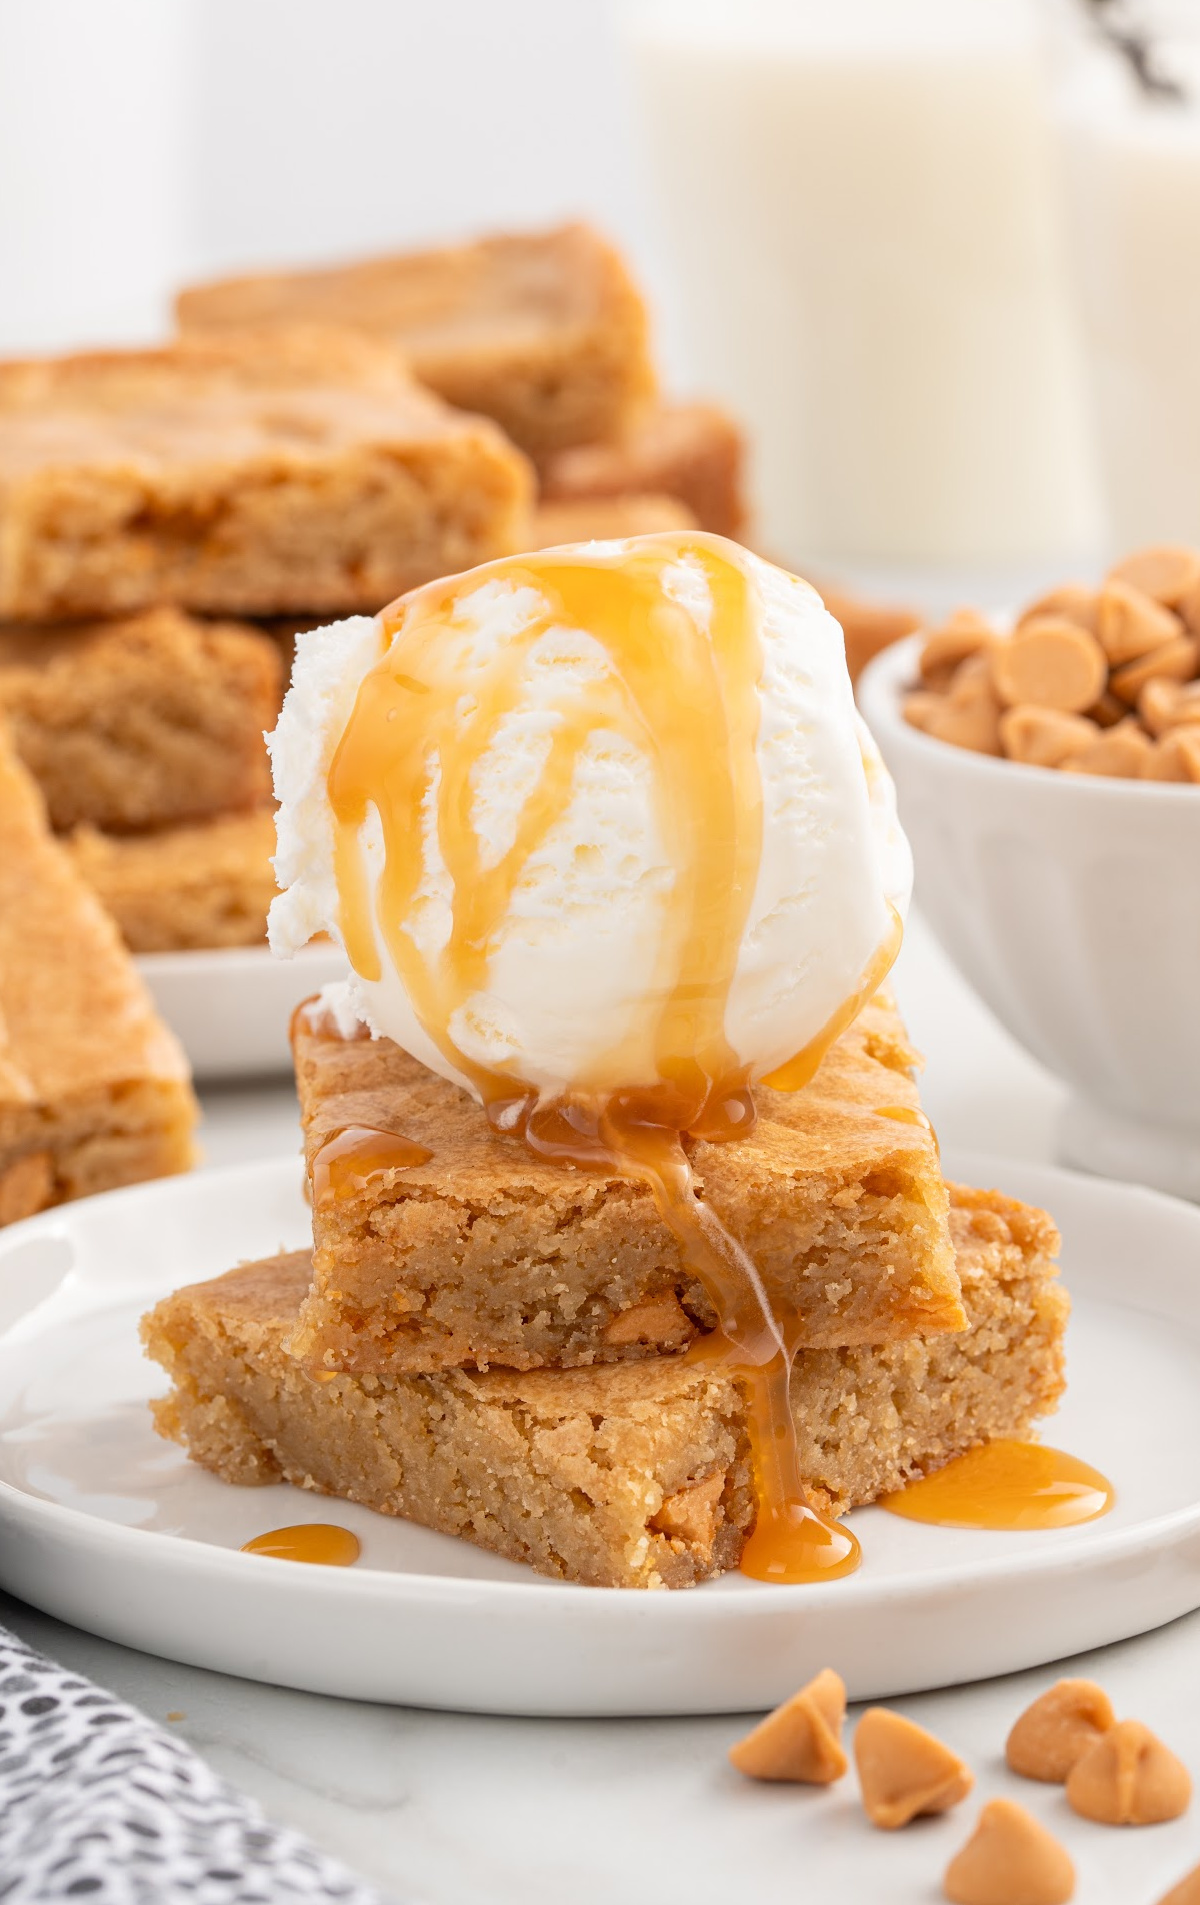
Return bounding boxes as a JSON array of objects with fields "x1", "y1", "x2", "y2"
[{"x1": 5, "y1": 911, "x2": 1198, "y2": 1905}]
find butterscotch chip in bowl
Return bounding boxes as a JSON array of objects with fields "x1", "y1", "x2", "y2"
[
  {"x1": 1062, "y1": 721, "x2": 1154, "y2": 780},
  {"x1": 1017, "y1": 584, "x2": 1100, "y2": 635},
  {"x1": 1097, "y1": 580, "x2": 1183, "y2": 666},
  {"x1": 999, "y1": 708, "x2": 1098, "y2": 770},
  {"x1": 728, "y1": 1668, "x2": 848, "y2": 1785},
  {"x1": 920, "y1": 610, "x2": 996, "y2": 687},
  {"x1": 1139, "y1": 678, "x2": 1200, "y2": 736},
  {"x1": 1065, "y1": 1719, "x2": 1191, "y2": 1825},
  {"x1": 1110, "y1": 635, "x2": 1199, "y2": 705},
  {"x1": 943, "y1": 1799, "x2": 1074, "y2": 1905},
  {"x1": 1145, "y1": 726, "x2": 1200, "y2": 783},
  {"x1": 990, "y1": 621, "x2": 1108, "y2": 715},
  {"x1": 1109, "y1": 544, "x2": 1200, "y2": 608},
  {"x1": 1005, "y1": 1678, "x2": 1114, "y2": 1783},
  {"x1": 854, "y1": 1707, "x2": 973, "y2": 1829}
]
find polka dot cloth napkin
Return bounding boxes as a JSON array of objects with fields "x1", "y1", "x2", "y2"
[{"x1": 0, "y1": 1625, "x2": 399, "y2": 1903}]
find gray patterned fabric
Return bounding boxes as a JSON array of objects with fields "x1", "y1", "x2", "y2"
[{"x1": 0, "y1": 1626, "x2": 398, "y2": 1904}]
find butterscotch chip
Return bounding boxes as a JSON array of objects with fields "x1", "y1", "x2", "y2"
[
  {"x1": 1156, "y1": 1858, "x2": 1200, "y2": 1904},
  {"x1": 1017, "y1": 584, "x2": 1100, "y2": 636},
  {"x1": 923, "y1": 695, "x2": 1003, "y2": 757},
  {"x1": 1145, "y1": 727, "x2": 1200, "y2": 783},
  {"x1": 603, "y1": 1291, "x2": 694, "y2": 1349},
  {"x1": 854, "y1": 1707, "x2": 973, "y2": 1829},
  {"x1": 903, "y1": 691, "x2": 945, "y2": 734},
  {"x1": 920, "y1": 611, "x2": 995, "y2": 686},
  {"x1": 1088, "y1": 690, "x2": 1128, "y2": 730},
  {"x1": 944, "y1": 1800, "x2": 1074, "y2": 1905},
  {"x1": 999, "y1": 707, "x2": 1098, "y2": 770},
  {"x1": 1005, "y1": 1679, "x2": 1115, "y2": 1782},
  {"x1": 1110, "y1": 635, "x2": 1199, "y2": 705},
  {"x1": 990, "y1": 622, "x2": 1108, "y2": 715},
  {"x1": 1139, "y1": 678, "x2": 1200, "y2": 736},
  {"x1": 1064, "y1": 722, "x2": 1153, "y2": 780},
  {"x1": 1108, "y1": 545, "x2": 1200, "y2": 608},
  {"x1": 651, "y1": 1470, "x2": 726, "y2": 1555},
  {"x1": 729, "y1": 1668, "x2": 848, "y2": 1784},
  {"x1": 1065, "y1": 1719, "x2": 1191, "y2": 1825},
  {"x1": 1099, "y1": 580, "x2": 1186, "y2": 666},
  {"x1": 1181, "y1": 573, "x2": 1200, "y2": 640}
]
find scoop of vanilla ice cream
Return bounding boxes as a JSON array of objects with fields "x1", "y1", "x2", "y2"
[{"x1": 268, "y1": 542, "x2": 911, "y2": 1099}]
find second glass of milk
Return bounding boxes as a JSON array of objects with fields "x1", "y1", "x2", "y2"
[{"x1": 621, "y1": 0, "x2": 1099, "y2": 582}]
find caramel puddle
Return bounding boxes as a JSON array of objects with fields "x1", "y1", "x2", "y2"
[
  {"x1": 242, "y1": 1523, "x2": 362, "y2": 1565},
  {"x1": 880, "y1": 1442, "x2": 1114, "y2": 1531}
]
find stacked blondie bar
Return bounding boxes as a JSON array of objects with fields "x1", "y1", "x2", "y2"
[{"x1": 143, "y1": 991, "x2": 1069, "y2": 1589}]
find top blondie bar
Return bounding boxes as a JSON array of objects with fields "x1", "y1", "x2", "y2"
[
  {"x1": 176, "y1": 223, "x2": 657, "y2": 458},
  {"x1": 290, "y1": 992, "x2": 962, "y2": 1374},
  {"x1": 0, "y1": 328, "x2": 532, "y2": 622}
]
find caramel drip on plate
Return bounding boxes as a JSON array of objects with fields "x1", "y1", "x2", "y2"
[
  {"x1": 312, "y1": 1124, "x2": 433, "y2": 1205},
  {"x1": 880, "y1": 1442, "x2": 1115, "y2": 1531},
  {"x1": 241, "y1": 1523, "x2": 362, "y2": 1565},
  {"x1": 327, "y1": 532, "x2": 898, "y2": 1585}
]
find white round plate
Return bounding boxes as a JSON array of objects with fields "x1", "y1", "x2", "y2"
[
  {"x1": 1, "y1": 1148, "x2": 1198, "y2": 1717},
  {"x1": 136, "y1": 943, "x2": 347, "y2": 1081}
]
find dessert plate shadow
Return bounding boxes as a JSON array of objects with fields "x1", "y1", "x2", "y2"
[
  {"x1": 1, "y1": 1149, "x2": 1199, "y2": 1718},
  {"x1": 136, "y1": 942, "x2": 347, "y2": 1081}
]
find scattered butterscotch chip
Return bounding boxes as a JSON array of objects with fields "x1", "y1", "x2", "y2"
[
  {"x1": 1063, "y1": 721, "x2": 1154, "y2": 780},
  {"x1": 1017, "y1": 584, "x2": 1100, "y2": 636},
  {"x1": 1109, "y1": 544, "x2": 1200, "y2": 609},
  {"x1": 728, "y1": 1668, "x2": 848, "y2": 1785},
  {"x1": 1139, "y1": 678, "x2": 1200, "y2": 736},
  {"x1": 1145, "y1": 726, "x2": 1200, "y2": 783},
  {"x1": 1005, "y1": 1678, "x2": 1115, "y2": 1783},
  {"x1": 1098, "y1": 580, "x2": 1183, "y2": 667},
  {"x1": 1065, "y1": 1719, "x2": 1192, "y2": 1825},
  {"x1": 999, "y1": 707, "x2": 1098, "y2": 770},
  {"x1": 920, "y1": 610, "x2": 996, "y2": 687},
  {"x1": 854, "y1": 1706, "x2": 973, "y2": 1829},
  {"x1": 990, "y1": 621, "x2": 1108, "y2": 715},
  {"x1": 944, "y1": 1799, "x2": 1075, "y2": 1905},
  {"x1": 1155, "y1": 1857, "x2": 1200, "y2": 1904}
]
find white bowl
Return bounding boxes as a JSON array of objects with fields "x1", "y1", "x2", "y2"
[
  {"x1": 136, "y1": 942, "x2": 347, "y2": 1083},
  {"x1": 859, "y1": 636, "x2": 1200, "y2": 1201}
]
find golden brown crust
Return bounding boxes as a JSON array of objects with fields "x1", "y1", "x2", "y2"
[
  {"x1": 176, "y1": 224, "x2": 657, "y2": 457},
  {"x1": 539, "y1": 401, "x2": 748, "y2": 539},
  {"x1": 0, "y1": 729, "x2": 196, "y2": 1219},
  {"x1": 141, "y1": 1182, "x2": 1065, "y2": 1589},
  {"x1": 0, "y1": 607, "x2": 280, "y2": 831},
  {"x1": 65, "y1": 807, "x2": 278, "y2": 953},
  {"x1": 0, "y1": 327, "x2": 533, "y2": 622},
  {"x1": 288, "y1": 993, "x2": 961, "y2": 1374}
]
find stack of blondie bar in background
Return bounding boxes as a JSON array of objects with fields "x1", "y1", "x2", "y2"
[{"x1": 143, "y1": 990, "x2": 1069, "y2": 1589}]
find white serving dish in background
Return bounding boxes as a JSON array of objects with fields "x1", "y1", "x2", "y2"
[
  {"x1": 859, "y1": 636, "x2": 1200, "y2": 1200},
  {"x1": 137, "y1": 943, "x2": 347, "y2": 1083}
]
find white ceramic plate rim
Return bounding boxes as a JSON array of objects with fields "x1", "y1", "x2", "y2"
[{"x1": 2, "y1": 1146, "x2": 1198, "y2": 1615}]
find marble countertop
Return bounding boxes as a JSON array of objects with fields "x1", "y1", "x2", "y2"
[{"x1": 6, "y1": 913, "x2": 1199, "y2": 1905}]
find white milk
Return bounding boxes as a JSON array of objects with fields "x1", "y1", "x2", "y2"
[
  {"x1": 622, "y1": 0, "x2": 1099, "y2": 575},
  {"x1": 1057, "y1": 46, "x2": 1200, "y2": 551}
]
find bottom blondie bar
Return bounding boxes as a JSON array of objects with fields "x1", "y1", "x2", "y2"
[
  {"x1": 66, "y1": 809, "x2": 277, "y2": 953},
  {"x1": 144, "y1": 1186, "x2": 1067, "y2": 1590}
]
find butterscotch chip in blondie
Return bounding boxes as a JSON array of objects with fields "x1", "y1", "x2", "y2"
[
  {"x1": 529, "y1": 493, "x2": 697, "y2": 548},
  {"x1": 177, "y1": 224, "x2": 656, "y2": 458},
  {"x1": 0, "y1": 608, "x2": 280, "y2": 832},
  {"x1": 288, "y1": 993, "x2": 961, "y2": 1375},
  {"x1": 538, "y1": 401, "x2": 747, "y2": 537},
  {"x1": 0, "y1": 328, "x2": 532, "y2": 622},
  {"x1": 142, "y1": 1183, "x2": 1068, "y2": 1589},
  {"x1": 0, "y1": 730, "x2": 195, "y2": 1224},
  {"x1": 65, "y1": 808, "x2": 278, "y2": 954}
]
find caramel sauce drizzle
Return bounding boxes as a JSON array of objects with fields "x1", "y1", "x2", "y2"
[
  {"x1": 241, "y1": 1523, "x2": 362, "y2": 1565},
  {"x1": 880, "y1": 1442, "x2": 1114, "y2": 1531},
  {"x1": 326, "y1": 532, "x2": 901, "y2": 1585},
  {"x1": 312, "y1": 1123, "x2": 433, "y2": 1205}
]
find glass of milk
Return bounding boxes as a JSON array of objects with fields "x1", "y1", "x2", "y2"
[
  {"x1": 620, "y1": 0, "x2": 1099, "y2": 586},
  {"x1": 1055, "y1": 18, "x2": 1200, "y2": 552}
]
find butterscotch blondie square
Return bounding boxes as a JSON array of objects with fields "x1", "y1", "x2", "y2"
[
  {"x1": 177, "y1": 224, "x2": 656, "y2": 457},
  {"x1": 539, "y1": 401, "x2": 748, "y2": 539},
  {"x1": 0, "y1": 608, "x2": 280, "y2": 832},
  {"x1": 0, "y1": 732, "x2": 196, "y2": 1226},
  {"x1": 288, "y1": 993, "x2": 961, "y2": 1375},
  {"x1": 529, "y1": 492, "x2": 698, "y2": 548},
  {"x1": 0, "y1": 328, "x2": 532, "y2": 622},
  {"x1": 143, "y1": 1185, "x2": 1066, "y2": 1589},
  {"x1": 66, "y1": 808, "x2": 278, "y2": 953}
]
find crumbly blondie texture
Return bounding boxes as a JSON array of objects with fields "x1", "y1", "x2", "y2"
[
  {"x1": 0, "y1": 608, "x2": 280, "y2": 832},
  {"x1": 530, "y1": 493, "x2": 697, "y2": 548},
  {"x1": 177, "y1": 224, "x2": 656, "y2": 458},
  {"x1": 142, "y1": 1186, "x2": 1066, "y2": 1589},
  {"x1": 0, "y1": 328, "x2": 532, "y2": 622},
  {"x1": 539, "y1": 401, "x2": 748, "y2": 539},
  {"x1": 290, "y1": 995, "x2": 961, "y2": 1375},
  {"x1": 0, "y1": 733, "x2": 196, "y2": 1225},
  {"x1": 65, "y1": 808, "x2": 277, "y2": 954}
]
